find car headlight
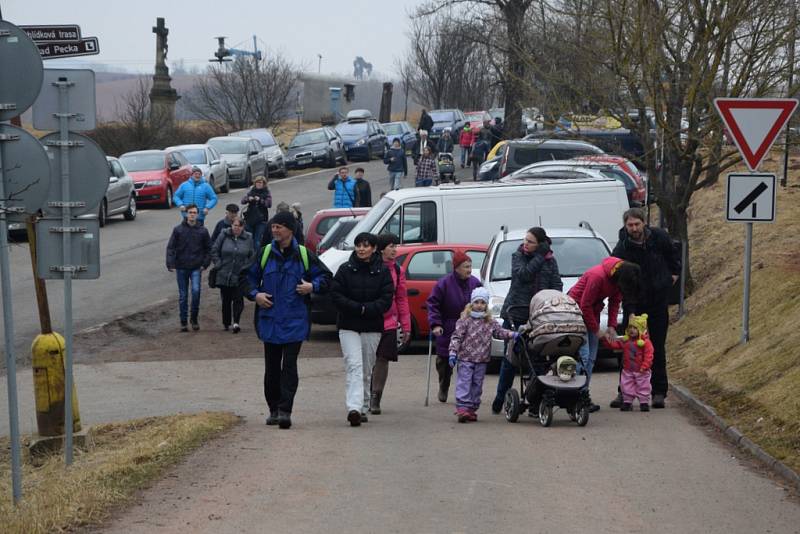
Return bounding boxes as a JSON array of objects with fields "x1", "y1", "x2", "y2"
[
  {"x1": 480, "y1": 160, "x2": 498, "y2": 172},
  {"x1": 313, "y1": 149, "x2": 327, "y2": 156},
  {"x1": 144, "y1": 179, "x2": 162, "y2": 187},
  {"x1": 490, "y1": 295, "x2": 505, "y2": 317},
  {"x1": 355, "y1": 139, "x2": 366, "y2": 146}
]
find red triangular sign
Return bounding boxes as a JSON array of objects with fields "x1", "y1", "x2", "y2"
[{"x1": 714, "y1": 98, "x2": 798, "y2": 171}]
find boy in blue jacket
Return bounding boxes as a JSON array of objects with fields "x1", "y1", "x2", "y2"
[{"x1": 174, "y1": 167, "x2": 219, "y2": 225}]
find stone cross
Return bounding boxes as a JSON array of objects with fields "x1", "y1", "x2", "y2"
[{"x1": 152, "y1": 17, "x2": 169, "y2": 71}]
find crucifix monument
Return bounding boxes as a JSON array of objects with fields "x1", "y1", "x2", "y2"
[{"x1": 149, "y1": 17, "x2": 180, "y2": 122}]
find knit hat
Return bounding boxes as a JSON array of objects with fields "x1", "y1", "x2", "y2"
[
  {"x1": 624, "y1": 313, "x2": 649, "y2": 347},
  {"x1": 270, "y1": 211, "x2": 296, "y2": 233},
  {"x1": 191, "y1": 166, "x2": 202, "y2": 174},
  {"x1": 225, "y1": 203, "x2": 239, "y2": 213},
  {"x1": 452, "y1": 251, "x2": 472, "y2": 269},
  {"x1": 276, "y1": 201, "x2": 290, "y2": 213},
  {"x1": 470, "y1": 287, "x2": 490, "y2": 305}
]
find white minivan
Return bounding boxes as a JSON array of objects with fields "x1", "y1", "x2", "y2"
[{"x1": 318, "y1": 176, "x2": 629, "y2": 274}]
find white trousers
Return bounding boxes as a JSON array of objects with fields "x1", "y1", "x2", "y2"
[{"x1": 339, "y1": 330, "x2": 381, "y2": 413}]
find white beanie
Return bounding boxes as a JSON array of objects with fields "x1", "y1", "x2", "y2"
[{"x1": 470, "y1": 287, "x2": 491, "y2": 304}]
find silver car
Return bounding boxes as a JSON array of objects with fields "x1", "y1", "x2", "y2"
[
  {"x1": 207, "y1": 136, "x2": 268, "y2": 187},
  {"x1": 166, "y1": 143, "x2": 230, "y2": 193},
  {"x1": 480, "y1": 225, "x2": 622, "y2": 360},
  {"x1": 229, "y1": 129, "x2": 287, "y2": 177},
  {"x1": 99, "y1": 156, "x2": 137, "y2": 227}
]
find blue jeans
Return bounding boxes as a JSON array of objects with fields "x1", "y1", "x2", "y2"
[
  {"x1": 492, "y1": 318, "x2": 518, "y2": 411},
  {"x1": 247, "y1": 222, "x2": 268, "y2": 252},
  {"x1": 577, "y1": 330, "x2": 600, "y2": 385},
  {"x1": 389, "y1": 171, "x2": 404, "y2": 190},
  {"x1": 176, "y1": 268, "x2": 202, "y2": 324},
  {"x1": 460, "y1": 145, "x2": 471, "y2": 166}
]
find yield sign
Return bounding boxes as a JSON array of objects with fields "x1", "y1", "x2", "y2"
[{"x1": 714, "y1": 98, "x2": 798, "y2": 171}]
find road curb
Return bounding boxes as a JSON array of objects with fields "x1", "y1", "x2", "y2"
[
  {"x1": 75, "y1": 297, "x2": 171, "y2": 336},
  {"x1": 671, "y1": 383, "x2": 800, "y2": 490}
]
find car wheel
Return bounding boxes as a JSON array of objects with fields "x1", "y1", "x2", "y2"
[
  {"x1": 164, "y1": 187, "x2": 173, "y2": 209},
  {"x1": 220, "y1": 172, "x2": 230, "y2": 193},
  {"x1": 325, "y1": 150, "x2": 335, "y2": 168},
  {"x1": 123, "y1": 195, "x2": 137, "y2": 221},
  {"x1": 245, "y1": 168, "x2": 252, "y2": 187},
  {"x1": 98, "y1": 199, "x2": 107, "y2": 227},
  {"x1": 209, "y1": 175, "x2": 216, "y2": 192},
  {"x1": 278, "y1": 162, "x2": 288, "y2": 178},
  {"x1": 382, "y1": 143, "x2": 388, "y2": 159},
  {"x1": 366, "y1": 146, "x2": 372, "y2": 161}
]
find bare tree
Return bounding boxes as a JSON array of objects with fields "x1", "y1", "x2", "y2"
[{"x1": 185, "y1": 52, "x2": 299, "y2": 130}]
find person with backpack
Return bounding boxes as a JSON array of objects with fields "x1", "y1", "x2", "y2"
[
  {"x1": 241, "y1": 176, "x2": 272, "y2": 252},
  {"x1": 369, "y1": 233, "x2": 411, "y2": 415},
  {"x1": 331, "y1": 232, "x2": 394, "y2": 427},
  {"x1": 245, "y1": 211, "x2": 331, "y2": 430},
  {"x1": 328, "y1": 166, "x2": 356, "y2": 208},
  {"x1": 211, "y1": 216, "x2": 255, "y2": 333}
]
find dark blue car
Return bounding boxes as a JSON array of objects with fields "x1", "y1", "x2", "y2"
[
  {"x1": 335, "y1": 118, "x2": 388, "y2": 161},
  {"x1": 381, "y1": 121, "x2": 417, "y2": 155}
]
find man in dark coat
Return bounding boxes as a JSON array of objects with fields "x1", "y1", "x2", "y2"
[
  {"x1": 210, "y1": 203, "x2": 240, "y2": 243},
  {"x1": 611, "y1": 208, "x2": 680, "y2": 409},
  {"x1": 353, "y1": 167, "x2": 372, "y2": 208},
  {"x1": 166, "y1": 204, "x2": 211, "y2": 331},
  {"x1": 418, "y1": 109, "x2": 434, "y2": 133}
]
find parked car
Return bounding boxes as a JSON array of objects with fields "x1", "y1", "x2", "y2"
[
  {"x1": 286, "y1": 127, "x2": 347, "y2": 169},
  {"x1": 428, "y1": 109, "x2": 467, "y2": 145},
  {"x1": 575, "y1": 155, "x2": 648, "y2": 205},
  {"x1": 229, "y1": 128, "x2": 287, "y2": 178},
  {"x1": 99, "y1": 156, "x2": 137, "y2": 226},
  {"x1": 381, "y1": 121, "x2": 417, "y2": 154},
  {"x1": 305, "y1": 207, "x2": 370, "y2": 254},
  {"x1": 165, "y1": 143, "x2": 229, "y2": 193},
  {"x1": 478, "y1": 139, "x2": 604, "y2": 181},
  {"x1": 119, "y1": 149, "x2": 192, "y2": 208},
  {"x1": 506, "y1": 159, "x2": 647, "y2": 207},
  {"x1": 480, "y1": 225, "x2": 622, "y2": 361},
  {"x1": 465, "y1": 110, "x2": 492, "y2": 130},
  {"x1": 316, "y1": 215, "x2": 362, "y2": 255},
  {"x1": 207, "y1": 136, "x2": 267, "y2": 187},
  {"x1": 335, "y1": 113, "x2": 387, "y2": 161}
]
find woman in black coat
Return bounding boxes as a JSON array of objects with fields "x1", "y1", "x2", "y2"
[
  {"x1": 331, "y1": 232, "x2": 394, "y2": 427},
  {"x1": 492, "y1": 227, "x2": 563, "y2": 413}
]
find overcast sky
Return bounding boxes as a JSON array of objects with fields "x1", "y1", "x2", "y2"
[{"x1": 2, "y1": 0, "x2": 425, "y2": 76}]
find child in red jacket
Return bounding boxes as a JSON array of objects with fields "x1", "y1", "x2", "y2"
[{"x1": 607, "y1": 314, "x2": 654, "y2": 411}]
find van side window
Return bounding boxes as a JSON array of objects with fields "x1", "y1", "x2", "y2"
[
  {"x1": 406, "y1": 250, "x2": 453, "y2": 281},
  {"x1": 402, "y1": 201, "x2": 437, "y2": 243},
  {"x1": 381, "y1": 208, "x2": 401, "y2": 236}
]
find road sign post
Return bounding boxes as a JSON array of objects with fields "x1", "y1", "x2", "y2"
[{"x1": 715, "y1": 98, "x2": 798, "y2": 344}]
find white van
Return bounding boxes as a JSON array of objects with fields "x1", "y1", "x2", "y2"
[{"x1": 318, "y1": 176, "x2": 628, "y2": 273}]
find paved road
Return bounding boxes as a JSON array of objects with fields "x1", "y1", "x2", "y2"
[
  {"x1": 1, "y1": 356, "x2": 793, "y2": 533},
  {"x1": 0, "y1": 157, "x2": 414, "y2": 366}
]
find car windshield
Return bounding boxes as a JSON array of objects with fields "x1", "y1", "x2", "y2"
[
  {"x1": 208, "y1": 139, "x2": 247, "y2": 154},
  {"x1": 383, "y1": 123, "x2": 403, "y2": 135},
  {"x1": 491, "y1": 236, "x2": 610, "y2": 280},
  {"x1": 431, "y1": 111, "x2": 454, "y2": 122},
  {"x1": 318, "y1": 218, "x2": 361, "y2": 251},
  {"x1": 119, "y1": 153, "x2": 164, "y2": 172},
  {"x1": 238, "y1": 130, "x2": 276, "y2": 147},
  {"x1": 466, "y1": 112, "x2": 485, "y2": 122},
  {"x1": 336, "y1": 123, "x2": 367, "y2": 136},
  {"x1": 345, "y1": 196, "x2": 394, "y2": 247},
  {"x1": 179, "y1": 149, "x2": 207, "y2": 165},
  {"x1": 291, "y1": 130, "x2": 327, "y2": 147}
]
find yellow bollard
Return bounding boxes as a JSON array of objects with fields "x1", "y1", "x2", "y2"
[{"x1": 31, "y1": 332, "x2": 80, "y2": 437}]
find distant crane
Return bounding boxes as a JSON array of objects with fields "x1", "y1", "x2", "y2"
[{"x1": 210, "y1": 36, "x2": 262, "y2": 63}]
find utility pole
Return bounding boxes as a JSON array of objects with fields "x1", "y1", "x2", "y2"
[
  {"x1": 317, "y1": 54, "x2": 322, "y2": 74},
  {"x1": 783, "y1": 1, "x2": 797, "y2": 187}
]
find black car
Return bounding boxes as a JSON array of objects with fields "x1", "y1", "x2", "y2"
[
  {"x1": 478, "y1": 139, "x2": 604, "y2": 181},
  {"x1": 286, "y1": 127, "x2": 347, "y2": 169},
  {"x1": 428, "y1": 109, "x2": 467, "y2": 145}
]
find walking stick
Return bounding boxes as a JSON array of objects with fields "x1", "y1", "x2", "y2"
[{"x1": 424, "y1": 331, "x2": 434, "y2": 407}]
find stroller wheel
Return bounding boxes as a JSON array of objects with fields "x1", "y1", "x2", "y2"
[
  {"x1": 504, "y1": 389, "x2": 521, "y2": 423},
  {"x1": 538, "y1": 399, "x2": 553, "y2": 427},
  {"x1": 575, "y1": 403, "x2": 590, "y2": 427}
]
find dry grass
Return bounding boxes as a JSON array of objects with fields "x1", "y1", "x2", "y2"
[
  {"x1": 668, "y1": 151, "x2": 800, "y2": 472},
  {"x1": 0, "y1": 412, "x2": 240, "y2": 534}
]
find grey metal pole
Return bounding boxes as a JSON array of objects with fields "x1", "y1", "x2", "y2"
[
  {"x1": 57, "y1": 78, "x2": 75, "y2": 464},
  {"x1": 0, "y1": 136, "x2": 23, "y2": 504},
  {"x1": 678, "y1": 239, "x2": 687, "y2": 318},
  {"x1": 742, "y1": 222, "x2": 753, "y2": 343}
]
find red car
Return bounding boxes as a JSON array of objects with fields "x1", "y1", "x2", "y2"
[
  {"x1": 395, "y1": 243, "x2": 488, "y2": 339},
  {"x1": 119, "y1": 149, "x2": 193, "y2": 208},
  {"x1": 575, "y1": 154, "x2": 648, "y2": 205},
  {"x1": 465, "y1": 110, "x2": 492, "y2": 130},
  {"x1": 305, "y1": 207, "x2": 370, "y2": 254}
]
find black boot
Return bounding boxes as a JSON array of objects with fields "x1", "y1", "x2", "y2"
[
  {"x1": 610, "y1": 392, "x2": 623, "y2": 408},
  {"x1": 652, "y1": 394, "x2": 666, "y2": 409},
  {"x1": 370, "y1": 392, "x2": 382, "y2": 415},
  {"x1": 265, "y1": 411, "x2": 278, "y2": 426},
  {"x1": 435, "y1": 357, "x2": 451, "y2": 403},
  {"x1": 277, "y1": 411, "x2": 292, "y2": 429}
]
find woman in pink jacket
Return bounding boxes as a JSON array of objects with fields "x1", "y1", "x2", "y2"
[{"x1": 370, "y1": 233, "x2": 412, "y2": 414}]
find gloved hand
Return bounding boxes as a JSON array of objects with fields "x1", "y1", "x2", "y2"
[{"x1": 449, "y1": 354, "x2": 457, "y2": 368}]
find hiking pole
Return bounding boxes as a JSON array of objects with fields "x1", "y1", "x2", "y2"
[{"x1": 424, "y1": 331, "x2": 434, "y2": 406}]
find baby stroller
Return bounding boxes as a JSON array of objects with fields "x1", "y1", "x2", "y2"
[
  {"x1": 504, "y1": 290, "x2": 590, "y2": 427},
  {"x1": 435, "y1": 152, "x2": 458, "y2": 184}
]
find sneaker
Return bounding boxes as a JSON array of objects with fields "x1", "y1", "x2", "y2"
[
  {"x1": 265, "y1": 411, "x2": 278, "y2": 426},
  {"x1": 457, "y1": 409, "x2": 469, "y2": 423},
  {"x1": 640, "y1": 403, "x2": 650, "y2": 412},
  {"x1": 360, "y1": 413, "x2": 369, "y2": 423},
  {"x1": 652, "y1": 394, "x2": 666, "y2": 409},
  {"x1": 347, "y1": 410, "x2": 361, "y2": 427},
  {"x1": 191, "y1": 322, "x2": 199, "y2": 331},
  {"x1": 232, "y1": 323, "x2": 240, "y2": 334},
  {"x1": 466, "y1": 410, "x2": 478, "y2": 422},
  {"x1": 277, "y1": 411, "x2": 292, "y2": 429},
  {"x1": 621, "y1": 403, "x2": 633, "y2": 412},
  {"x1": 610, "y1": 392, "x2": 623, "y2": 408}
]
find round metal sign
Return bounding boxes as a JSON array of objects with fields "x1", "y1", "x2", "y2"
[
  {"x1": 0, "y1": 125, "x2": 52, "y2": 221},
  {"x1": 0, "y1": 21, "x2": 44, "y2": 121},
  {"x1": 40, "y1": 132, "x2": 109, "y2": 217}
]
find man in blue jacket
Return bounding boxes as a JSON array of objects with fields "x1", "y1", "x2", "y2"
[
  {"x1": 327, "y1": 166, "x2": 356, "y2": 208},
  {"x1": 246, "y1": 210, "x2": 331, "y2": 429},
  {"x1": 166, "y1": 205, "x2": 211, "y2": 331},
  {"x1": 174, "y1": 166, "x2": 219, "y2": 225}
]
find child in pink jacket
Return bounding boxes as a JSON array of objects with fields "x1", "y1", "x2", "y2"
[
  {"x1": 607, "y1": 314, "x2": 654, "y2": 411},
  {"x1": 448, "y1": 287, "x2": 517, "y2": 423}
]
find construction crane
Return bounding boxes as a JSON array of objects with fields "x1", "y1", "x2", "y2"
[{"x1": 210, "y1": 36, "x2": 262, "y2": 63}]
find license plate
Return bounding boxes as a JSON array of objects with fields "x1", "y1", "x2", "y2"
[{"x1": 298, "y1": 158, "x2": 311, "y2": 166}]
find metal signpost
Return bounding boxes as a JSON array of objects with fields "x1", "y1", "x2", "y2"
[{"x1": 714, "y1": 98, "x2": 798, "y2": 343}]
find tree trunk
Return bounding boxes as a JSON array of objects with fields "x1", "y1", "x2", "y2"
[{"x1": 501, "y1": 1, "x2": 528, "y2": 139}]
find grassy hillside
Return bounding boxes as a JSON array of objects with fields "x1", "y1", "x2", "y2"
[{"x1": 667, "y1": 152, "x2": 800, "y2": 472}]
